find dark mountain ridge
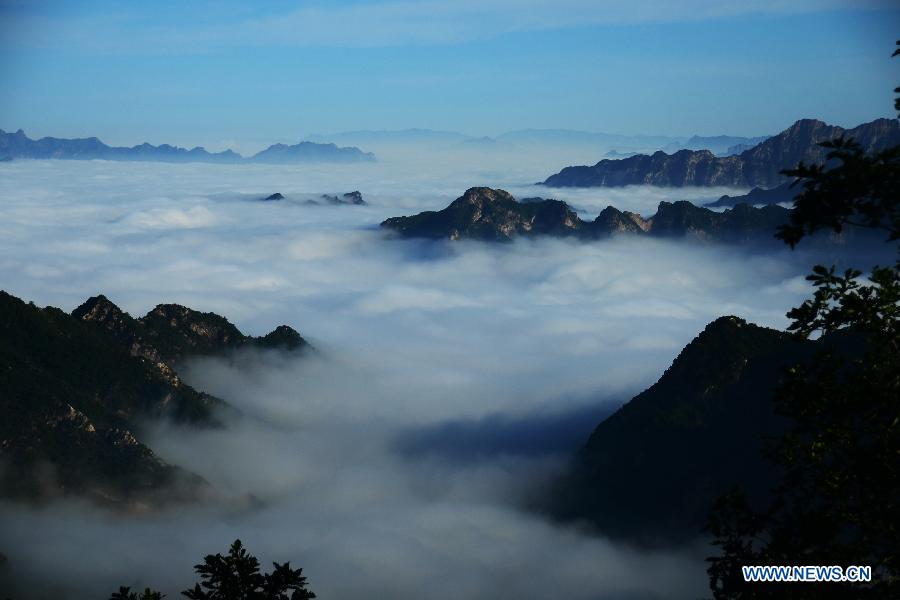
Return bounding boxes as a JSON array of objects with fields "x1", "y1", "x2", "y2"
[
  {"x1": 73, "y1": 294, "x2": 309, "y2": 369},
  {"x1": 382, "y1": 187, "x2": 584, "y2": 241},
  {"x1": 0, "y1": 128, "x2": 375, "y2": 164},
  {"x1": 706, "y1": 182, "x2": 797, "y2": 208},
  {"x1": 381, "y1": 187, "x2": 790, "y2": 243},
  {"x1": 542, "y1": 117, "x2": 900, "y2": 188},
  {"x1": 551, "y1": 316, "x2": 825, "y2": 543},
  {"x1": 0, "y1": 291, "x2": 307, "y2": 506}
]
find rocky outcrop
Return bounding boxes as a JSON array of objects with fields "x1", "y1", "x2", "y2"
[
  {"x1": 73, "y1": 295, "x2": 309, "y2": 368},
  {"x1": 259, "y1": 191, "x2": 366, "y2": 205},
  {"x1": 258, "y1": 325, "x2": 308, "y2": 351},
  {"x1": 589, "y1": 206, "x2": 651, "y2": 236},
  {"x1": 381, "y1": 187, "x2": 789, "y2": 243},
  {"x1": 312, "y1": 191, "x2": 366, "y2": 205},
  {"x1": 336, "y1": 191, "x2": 365, "y2": 205},
  {"x1": 542, "y1": 118, "x2": 900, "y2": 188},
  {"x1": 381, "y1": 187, "x2": 583, "y2": 241}
]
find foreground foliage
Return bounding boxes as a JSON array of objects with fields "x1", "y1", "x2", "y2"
[
  {"x1": 706, "y1": 42, "x2": 900, "y2": 599},
  {"x1": 111, "y1": 540, "x2": 315, "y2": 600}
]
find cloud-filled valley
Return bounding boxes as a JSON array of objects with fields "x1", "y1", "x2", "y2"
[{"x1": 0, "y1": 152, "x2": 877, "y2": 599}]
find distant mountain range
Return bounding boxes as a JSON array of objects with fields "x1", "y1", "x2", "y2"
[
  {"x1": 306, "y1": 128, "x2": 472, "y2": 145},
  {"x1": 0, "y1": 127, "x2": 784, "y2": 164},
  {"x1": 542, "y1": 118, "x2": 900, "y2": 188},
  {"x1": 381, "y1": 187, "x2": 791, "y2": 243},
  {"x1": 492, "y1": 129, "x2": 680, "y2": 149},
  {"x1": 305, "y1": 127, "x2": 768, "y2": 155},
  {"x1": 0, "y1": 291, "x2": 308, "y2": 506},
  {"x1": 0, "y1": 129, "x2": 375, "y2": 164}
]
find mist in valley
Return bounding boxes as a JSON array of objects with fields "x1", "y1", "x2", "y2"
[{"x1": 0, "y1": 146, "x2": 879, "y2": 599}]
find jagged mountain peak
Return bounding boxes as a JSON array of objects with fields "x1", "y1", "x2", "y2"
[
  {"x1": 454, "y1": 186, "x2": 517, "y2": 205},
  {"x1": 553, "y1": 315, "x2": 810, "y2": 542},
  {"x1": 382, "y1": 187, "x2": 581, "y2": 241},
  {"x1": 258, "y1": 325, "x2": 307, "y2": 351},
  {"x1": 72, "y1": 294, "x2": 137, "y2": 342},
  {"x1": 71, "y1": 294, "x2": 310, "y2": 368},
  {"x1": 73, "y1": 294, "x2": 123, "y2": 319},
  {"x1": 383, "y1": 187, "x2": 789, "y2": 242},
  {"x1": 0, "y1": 290, "x2": 222, "y2": 504},
  {"x1": 544, "y1": 116, "x2": 900, "y2": 188}
]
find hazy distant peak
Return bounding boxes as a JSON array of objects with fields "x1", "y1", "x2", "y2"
[{"x1": 0, "y1": 129, "x2": 376, "y2": 164}]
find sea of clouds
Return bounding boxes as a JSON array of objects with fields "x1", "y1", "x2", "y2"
[{"x1": 0, "y1": 148, "x2": 867, "y2": 599}]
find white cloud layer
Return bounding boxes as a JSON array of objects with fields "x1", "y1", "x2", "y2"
[{"x1": 0, "y1": 148, "x2": 882, "y2": 598}]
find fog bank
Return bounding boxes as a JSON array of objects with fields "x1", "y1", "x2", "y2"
[{"x1": 0, "y1": 152, "x2": 863, "y2": 598}]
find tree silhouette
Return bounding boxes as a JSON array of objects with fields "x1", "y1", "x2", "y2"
[
  {"x1": 111, "y1": 540, "x2": 314, "y2": 600},
  {"x1": 776, "y1": 138, "x2": 899, "y2": 247},
  {"x1": 706, "y1": 42, "x2": 900, "y2": 599},
  {"x1": 181, "y1": 540, "x2": 315, "y2": 600},
  {"x1": 110, "y1": 587, "x2": 165, "y2": 600}
]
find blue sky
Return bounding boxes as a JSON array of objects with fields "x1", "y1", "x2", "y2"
[{"x1": 1, "y1": 0, "x2": 898, "y2": 150}]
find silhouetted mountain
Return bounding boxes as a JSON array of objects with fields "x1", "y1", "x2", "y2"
[
  {"x1": 262, "y1": 193, "x2": 285, "y2": 201},
  {"x1": 381, "y1": 187, "x2": 789, "y2": 243},
  {"x1": 0, "y1": 128, "x2": 375, "y2": 164},
  {"x1": 0, "y1": 292, "x2": 214, "y2": 505},
  {"x1": 552, "y1": 317, "x2": 820, "y2": 543},
  {"x1": 707, "y1": 182, "x2": 798, "y2": 208},
  {"x1": 648, "y1": 201, "x2": 790, "y2": 242},
  {"x1": 73, "y1": 294, "x2": 309, "y2": 369},
  {"x1": 249, "y1": 141, "x2": 374, "y2": 164},
  {"x1": 732, "y1": 118, "x2": 899, "y2": 187},
  {"x1": 545, "y1": 148, "x2": 740, "y2": 187},
  {"x1": 0, "y1": 291, "x2": 307, "y2": 505},
  {"x1": 0, "y1": 129, "x2": 242, "y2": 163},
  {"x1": 542, "y1": 118, "x2": 900, "y2": 188},
  {"x1": 382, "y1": 188, "x2": 583, "y2": 241}
]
